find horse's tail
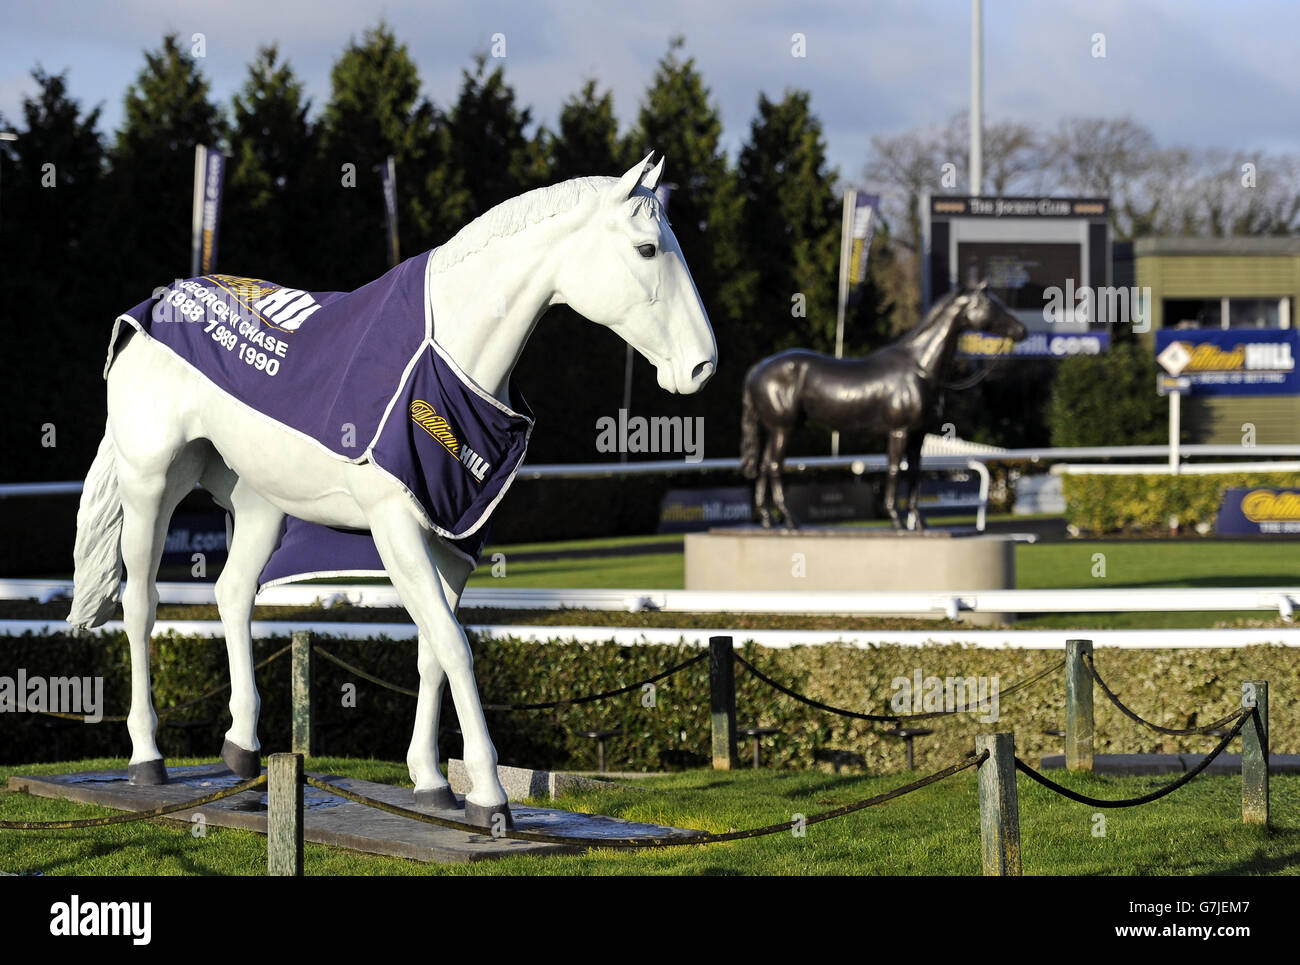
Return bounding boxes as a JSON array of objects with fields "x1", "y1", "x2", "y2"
[
  {"x1": 740, "y1": 374, "x2": 762, "y2": 479},
  {"x1": 68, "y1": 424, "x2": 123, "y2": 630}
]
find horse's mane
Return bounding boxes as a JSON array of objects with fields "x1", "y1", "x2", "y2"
[
  {"x1": 896, "y1": 286, "x2": 965, "y2": 345},
  {"x1": 430, "y1": 176, "x2": 663, "y2": 273}
]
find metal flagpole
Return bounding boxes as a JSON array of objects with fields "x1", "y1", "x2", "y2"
[
  {"x1": 831, "y1": 189, "x2": 855, "y2": 456},
  {"x1": 970, "y1": 0, "x2": 983, "y2": 195},
  {"x1": 190, "y1": 144, "x2": 206, "y2": 278},
  {"x1": 0, "y1": 132, "x2": 17, "y2": 231}
]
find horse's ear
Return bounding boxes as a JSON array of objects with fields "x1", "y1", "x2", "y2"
[
  {"x1": 977, "y1": 279, "x2": 990, "y2": 291},
  {"x1": 612, "y1": 153, "x2": 655, "y2": 201},
  {"x1": 643, "y1": 155, "x2": 666, "y2": 191}
]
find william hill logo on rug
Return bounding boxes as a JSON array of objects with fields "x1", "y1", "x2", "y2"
[{"x1": 410, "y1": 400, "x2": 490, "y2": 482}]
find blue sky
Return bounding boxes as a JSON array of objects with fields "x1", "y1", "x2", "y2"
[{"x1": 0, "y1": 0, "x2": 1296, "y2": 184}]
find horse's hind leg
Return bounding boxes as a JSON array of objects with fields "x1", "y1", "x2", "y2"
[
  {"x1": 203, "y1": 464, "x2": 284, "y2": 777},
  {"x1": 767, "y1": 427, "x2": 798, "y2": 529},
  {"x1": 117, "y1": 448, "x2": 206, "y2": 784}
]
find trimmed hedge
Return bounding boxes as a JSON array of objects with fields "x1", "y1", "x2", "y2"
[
  {"x1": 1062, "y1": 472, "x2": 1300, "y2": 536},
  {"x1": 3, "y1": 631, "x2": 1296, "y2": 774}
]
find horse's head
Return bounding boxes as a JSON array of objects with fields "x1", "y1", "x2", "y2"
[
  {"x1": 555, "y1": 154, "x2": 717, "y2": 395},
  {"x1": 957, "y1": 280, "x2": 1027, "y2": 342}
]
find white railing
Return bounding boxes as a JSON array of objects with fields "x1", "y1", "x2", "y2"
[
  {"x1": 4, "y1": 580, "x2": 1295, "y2": 621},
  {"x1": 4, "y1": 444, "x2": 1299, "y2": 498}
]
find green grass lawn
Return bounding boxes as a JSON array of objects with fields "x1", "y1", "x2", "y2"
[
  {"x1": 466, "y1": 530, "x2": 1300, "y2": 593},
  {"x1": 2, "y1": 757, "x2": 1295, "y2": 876}
]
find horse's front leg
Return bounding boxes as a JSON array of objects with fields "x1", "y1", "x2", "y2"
[
  {"x1": 367, "y1": 501, "x2": 510, "y2": 829},
  {"x1": 904, "y1": 432, "x2": 926, "y2": 531},
  {"x1": 407, "y1": 538, "x2": 473, "y2": 809},
  {"x1": 884, "y1": 429, "x2": 907, "y2": 530},
  {"x1": 754, "y1": 438, "x2": 773, "y2": 528}
]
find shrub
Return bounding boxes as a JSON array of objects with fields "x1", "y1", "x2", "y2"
[
  {"x1": 1047, "y1": 342, "x2": 1166, "y2": 447},
  {"x1": 1062, "y1": 472, "x2": 1300, "y2": 535}
]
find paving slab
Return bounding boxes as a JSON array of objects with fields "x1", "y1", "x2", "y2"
[
  {"x1": 1038, "y1": 753, "x2": 1300, "y2": 776},
  {"x1": 6, "y1": 764, "x2": 703, "y2": 864}
]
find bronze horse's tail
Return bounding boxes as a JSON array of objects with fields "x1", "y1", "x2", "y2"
[{"x1": 740, "y1": 374, "x2": 762, "y2": 479}]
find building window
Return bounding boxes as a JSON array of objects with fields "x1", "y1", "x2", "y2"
[
  {"x1": 1162, "y1": 297, "x2": 1292, "y2": 330},
  {"x1": 1163, "y1": 298, "x2": 1221, "y2": 329}
]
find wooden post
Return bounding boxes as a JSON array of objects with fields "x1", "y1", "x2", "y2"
[
  {"x1": 291, "y1": 630, "x2": 313, "y2": 757},
  {"x1": 976, "y1": 733, "x2": 1021, "y2": 876},
  {"x1": 1242, "y1": 680, "x2": 1269, "y2": 827},
  {"x1": 709, "y1": 636, "x2": 737, "y2": 770},
  {"x1": 1065, "y1": 639, "x2": 1094, "y2": 772},
  {"x1": 268, "y1": 753, "x2": 304, "y2": 876}
]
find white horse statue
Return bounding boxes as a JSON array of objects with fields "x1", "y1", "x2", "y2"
[{"x1": 66, "y1": 154, "x2": 716, "y2": 828}]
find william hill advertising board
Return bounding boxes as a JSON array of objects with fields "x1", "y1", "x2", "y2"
[
  {"x1": 1155, "y1": 329, "x2": 1299, "y2": 396},
  {"x1": 1216, "y1": 488, "x2": 1300, "y2": 535}
]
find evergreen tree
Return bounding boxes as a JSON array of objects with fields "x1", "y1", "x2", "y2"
[
  {"x1": 224, "y1": 45, "x2": 318, "y2": 282},
  {"x1": 547, "y1": 80, "x2": 621, "y2": 182},
  {"x1": 106, "y1": 33, "x2": 226, "y2": 290},
  {"x1": 316, "y1": 22, "x2": 441, "y2": 288},
  {"x1": 0, "y1": 68, "x2": 108, "y2": 479},
  {"x1": 737, "y1": 89, "x2": 840, "y2": 354},
  {"x1": 446, "y1": 54, "x2": 546, "y2": 221}
]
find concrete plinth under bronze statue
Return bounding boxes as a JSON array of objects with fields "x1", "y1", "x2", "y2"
[{"x1": 685, "y1": 526, "x2": 1016, "y2": 625}]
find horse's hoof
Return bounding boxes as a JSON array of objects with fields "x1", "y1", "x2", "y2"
[
  {"x1": 220, "y1": 739, "x2": 262, "y2": 779},
  {"x1": 464, "y1": 800, "x2": 514, "y2": 832},
  {"x1": 414, "y1": 786, "x2": 458, "y2": 810},
  {"x1": 128, "y1": 758, "x2": 168, "y2": 786}
]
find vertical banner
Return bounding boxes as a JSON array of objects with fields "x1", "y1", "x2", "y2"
[
  {"x1": 381, "y1": 155, "x2": 400, "y2": 268},
  {"x1": 190, "y1": 144, "x2": 226, "y2": 277},
  {"x1": 846, "y1": 192, "x2": 879, "y2": 305},
  {"x1": 831, "y1": 190, "x2": 878, "y2": 455}
]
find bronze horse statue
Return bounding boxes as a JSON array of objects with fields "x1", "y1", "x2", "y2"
[{"x1": 740, "y1": 281, "x2": 1026, "y2": 529}]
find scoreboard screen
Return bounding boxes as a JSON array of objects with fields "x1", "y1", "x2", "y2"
[{"x1": 955, "y1": 242, "x2": 1082, "y2": 315}]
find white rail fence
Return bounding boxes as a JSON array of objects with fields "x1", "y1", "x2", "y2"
[
  {"x1": 3, "y1": 443, "x2": 1300, "y2": 499},
  {"x1": 3, "y1": 579, "x2": 1296, "y2": 622}
]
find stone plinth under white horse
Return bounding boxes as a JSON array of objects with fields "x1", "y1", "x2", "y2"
[{"x1": 67, "y1": 155, "x2": 716, "y2": 828}]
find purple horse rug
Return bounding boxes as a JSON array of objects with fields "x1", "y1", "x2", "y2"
[{"x1": 108, "y1": 251, "x2": 533, "y2": 587}]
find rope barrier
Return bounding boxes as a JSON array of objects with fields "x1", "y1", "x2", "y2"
[
  {"x1": 733, "y1": 653, "x2": 1065, "y2": 723},
  {"x1": 485, "y1": 652, "x2": 708, "y2": 711},
  {"x1": 0, "y1": 774, "x2": 268, "y2": 830},
  {"x1": 306, "y1": 749, "x2": 986, "y2": 849},
  {"x1": 1083, "y1": 651, "x2": 1244, "y2": 736},
  {"x1": 313, "y1": 646, "x2": 418, "y2": 697},
  {"x1": 313, "y1": 645, "x2": 707, "y2": 711},
  {"x1": 1013, "y1": 709, "x2": 1249, "y2": 809},
  {"x1": 29, "y1": 644, "x2": 292, "y2": 724}
]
